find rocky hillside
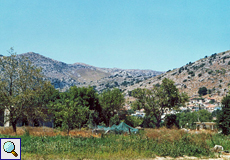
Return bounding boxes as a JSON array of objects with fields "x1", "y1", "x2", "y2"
[
  {"x1": 126, "y1": 50, "x2": 230, "y2": 98},
  {"x1": 17, "y1": 52, "x2": 163, "y2": 92}
]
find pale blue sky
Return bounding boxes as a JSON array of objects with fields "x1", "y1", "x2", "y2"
[{"x1": 0, "y1": 0, "x2": 229, "y2": 71}]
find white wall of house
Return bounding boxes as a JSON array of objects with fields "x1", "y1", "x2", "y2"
[{"x1": 4, "y1": 109, "x2": 10, "y2": 127}]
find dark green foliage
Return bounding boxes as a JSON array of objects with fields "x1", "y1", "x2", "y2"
[
  {"x1": 198, "y1": 73, "x2": 202, "y2": 77},
  {"x1": 228, "y1": 61, "x2": 230, "y2": 65},
  {"x1": 222, "y1": 55, "x2": 230, "y2": 60},
  {"x1": 198, "y1": 87, "x2": 207, "y2": 96},
  {"x1": 188, "y1": 71, "x2": 195, "y2": 77},
  {"x1": 0, "y1": 48, "x2": 55, "y2": 132},
  {"x1": 164, "y1": 114, "x2": 179, "y2": 129},
  {"x1": 135, "y1": 79, "x2": 143, "y2": 83},
  {"x1": 99, "y1": 88, "x2": 125, "y2": 126},
  {"x1": 128, "y1": 91, "x2": 132, "y2": 96},
  {"x1": 179, "y1": 67, "x2": 184, "y2": 73},
  {"x1": 199, "y1": 63, "x2": 205, "y2": 68},
  {"x1": 127, "y1": 109, "x2": 134, "y2": 115},
  {"x1": 184, "y1": 85, "x2": 187, "y2": 88},
  {"x1": 155, "y1": 83, "x2": 160, "y2": 87},
  {"x1": 141, "y1": 115, "x2": 157, "y2": 128},
  {"x1": 183, "y1": 79, "x2": 187, "y2": 82},
  {"x1": 187, "y1": 62, "x2": 193, "y2": 66},
  {"x1": 212, "y1": 109, "x2": 221, "y2": 118},
  {"x1": 49, "y1": 86, "x2": 102, "y2": 133},
  {"x1": 124, "y1": 116, "x2": 143, "y2": 128},
  {"x1": 217, "y1": 96, "x2": 230, "y2": 135},
  {"x1": 211, "y1": 53, "x2": 217, "y2": 59},
  {"x1": 209, "y1": 60, "x2": 212, "y2": 65},
  {"x1": 109, "y1": 114, "x2": 120, "y2": 126},
  {"x1": 132, "y1": 78, "x2": 189, "y2": 128},
  {"x1": 208, "y1": 89, "x2": 212, "y2": 94},
  {"x1": 208, "y1": 70, "x2": 213, "y2": 74},
  {"x1": 114, "y1": 81, "x2": 119, "y2": 87},
  {"x1": 176, "y1": 110, "x2": 212, "y2": 129},
  {"x1": 0, "y1": 108, "x2": 4, "y2": 126}
]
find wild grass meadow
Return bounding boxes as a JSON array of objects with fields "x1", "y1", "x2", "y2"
[{"x1": 0, "y1": 127, "x2": 229, "y2": 160}]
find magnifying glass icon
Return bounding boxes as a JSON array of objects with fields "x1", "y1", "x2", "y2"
[{"x1": 3, "y1": 141, "x2": 18, "y2": 157}]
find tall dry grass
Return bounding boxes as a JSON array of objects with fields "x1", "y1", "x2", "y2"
[
  {"x1": 145, "y1": 127, "x2": 186, "y2": 142},
  {"x1": 0, "y1": 126, "x2": 100, "y2": 137},
  {"x1": 1, "y1": 127, "x2": 228, "y2": 159}
]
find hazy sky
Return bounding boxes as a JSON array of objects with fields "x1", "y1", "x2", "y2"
[{"x1": 0, "y1": 0, "x2": 229, "y2": 71}]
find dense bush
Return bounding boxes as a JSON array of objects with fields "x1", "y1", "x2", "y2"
[
  {"x1": 198, "y1": 87, "x2": 208, "y2": 96},
  {"x1": 164, "y1": 114, "x2": 179, "y2": 129},
  {"x1": 124, "y1": 116, "x2": 143, "y2": 128}
]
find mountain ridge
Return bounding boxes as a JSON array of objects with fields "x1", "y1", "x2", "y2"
[
  {"x1": 125, "y1": 50, "x2": 230, "y2": 98},
  {"x1": 17, "y1": 52, "x2": 163, "y2": 92}
]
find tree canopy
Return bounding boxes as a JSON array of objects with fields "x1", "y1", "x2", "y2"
[
  {"x1": 198, "y1": 87, "x2": 208, "y2": 96},
  {"x1": 99, "y1": 88, "x2": 125, "y2": 126},
  {"x1": 48, "y1": 86, "x2": 101, "y2": 133},
  {"x1": 0, "y1": 48, "x2": 55, "y2": 132},
  {"x1": 132, "y1": 78, "x2": 188, "y2": 128},
  {"x1": 217, "y1": 95, "x2": 230, "y2": 135}
]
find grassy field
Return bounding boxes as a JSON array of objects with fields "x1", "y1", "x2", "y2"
[{"x1": 0, "y1": 127, "x2": 229, "y2": 160}]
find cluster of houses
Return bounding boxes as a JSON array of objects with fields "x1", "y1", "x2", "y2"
[
  {"x1": 125, "y1": 96, "x2": 222, "y2": 119},
  {"x1": 124, "y1": 96, "x2": 222, "y2": 130},
  {"x1": 180, "y1": 96, "x2": 222, "y2": 113}
]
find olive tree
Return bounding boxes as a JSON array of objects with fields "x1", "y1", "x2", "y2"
[{"x1": 0, "y1": 48, "x2": 53, "y2": 132}]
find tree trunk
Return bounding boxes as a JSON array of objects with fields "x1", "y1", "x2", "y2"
[
  {"x1": 67, "y1": 128, "x2": 70, "y2": 135},
  {"x1": 12, "y1": 120, "x2": 17, "y2": 133},
  {"x1": 156, "y1": 119, "x2": 161, "y2": 128}
]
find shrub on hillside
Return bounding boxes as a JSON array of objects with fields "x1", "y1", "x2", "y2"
[{"x1": 198, "y1": 87, "x2": 208, "y2": 96}]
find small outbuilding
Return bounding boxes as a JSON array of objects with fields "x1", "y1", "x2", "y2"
[{"x1": 195, "y1": 122, "x2": 216, "y2": 130}]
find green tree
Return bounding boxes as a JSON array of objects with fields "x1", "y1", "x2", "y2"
[
  {"x1": 197, "y1": 109, "x2": 212, "y2": 122},
  {"x1": 49, "y1": 86, "x2": 102, "y2": 130},
  {"x1": 132, "y1": 78, "x2": 188, "y2": 128},
  {"x1": 49, "y1": 97, "x2": 89, "y2": 134},
  {"x1": 198, "y1": 87, "x2": 208, "y2": 96},
  {"x1": 124, "y1": 116, "x2": 143, "y2": 128},
  {"x1": 217, "y1": 96, "x2": 230, "y2": 135},
  {"x1": 164, "y1": 114, "x2": 179, "y2": 129},
  {"x1": 0, "y1": 48, "x2": 53, "y2": 132},
  {"x1": 176, "y1": 110, "x2": 212, "y2": 129},
  {"x1": 68, "y1": 86, "x2": 102, "y2": 125},
  {"x1": 99, "y1": 88, "x2": 125, "y2": 126}
]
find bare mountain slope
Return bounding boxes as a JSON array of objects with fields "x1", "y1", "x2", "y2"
[
  {"x1": 126, "y1": 50, "x2": 230, "y2": 97},
  {"x1": 17, "y1": 52, "x2": 163, "y2": 92}
]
